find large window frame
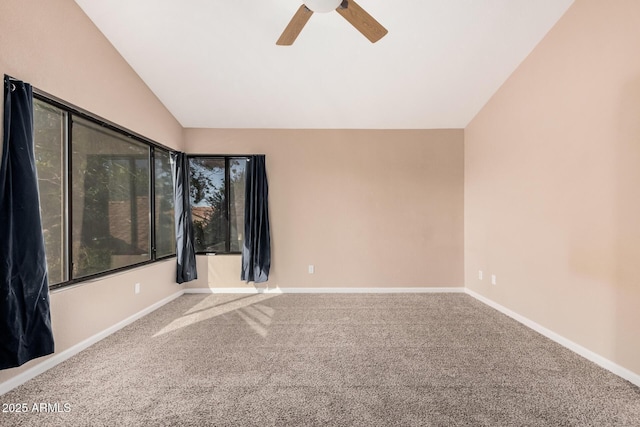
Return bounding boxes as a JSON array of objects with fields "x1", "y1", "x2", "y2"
[
  {"x1": 33, "y1": 91, "x2": 176, "y2": 290},
  {"x1": 188, "y1": 155, "x2": 248, "y2": 255}
]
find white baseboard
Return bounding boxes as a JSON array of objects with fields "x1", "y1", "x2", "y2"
[
  {"x1": 465, "y1": 288, "x2": 640, "y2": 388},
  {"x1": 186, "y1": 286, "x2": 466, "y2": 294},
  {"x1": 274, "y1": 287, "x2": 466, "y2": 294},
  {"x1": 0, "y1": 290, "x2": 183, "y2": 396}
]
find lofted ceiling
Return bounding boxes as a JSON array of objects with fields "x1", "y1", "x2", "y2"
[{"x1": 74, "y1": 0, "x2": 574, "y2": 129}]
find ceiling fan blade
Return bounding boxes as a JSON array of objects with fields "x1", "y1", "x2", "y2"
[
  {"x1": 336, "y1": 0, "x2": 387, "y2": 43},
  {"x1": 276, "y1": 5, "x2": 314, "y2": 45}
]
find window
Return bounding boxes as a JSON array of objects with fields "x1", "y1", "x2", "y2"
[
  {"x1": 33, "y1": 95, "x2": 176, "y2": 288},
  {"x1": 72, "y1": 118, "x2": 151, "y2": 278},
  {"x1": 155, "y1": 149, "x2": 176, "y2": 258},
  {"x1": 189, "y1": 157, "x2": 247, "y2": 253},
  {"x1": 34, "y1": 100, "x2": 68, "y2": 284}
]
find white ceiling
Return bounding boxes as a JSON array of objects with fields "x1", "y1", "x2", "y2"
[{"x1": 74, "y1": 0, "x2": 574, "y2": 129}]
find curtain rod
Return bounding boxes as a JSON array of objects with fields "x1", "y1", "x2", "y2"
[{"x1": 5, "y1": 75, "x2": 266, "y2": 157}]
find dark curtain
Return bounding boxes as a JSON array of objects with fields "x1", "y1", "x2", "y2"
[
  {"x1": 171, "y1": 152, "x2": 197, "y2": 284},
  {"x1": 0, "y1": 76, "x2": 54, "y2": 369},
  {"x1": 241, "y1": 155, "x2": 271, "y2": 283}
]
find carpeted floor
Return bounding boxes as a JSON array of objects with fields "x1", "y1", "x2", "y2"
[{"x1": 1, "y1": 293, "x2": 639, "y2": 426}]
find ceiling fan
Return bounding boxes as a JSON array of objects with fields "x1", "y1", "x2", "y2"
[{"x1": 277, "y1": 0, "x2": 387, "y2": 45}]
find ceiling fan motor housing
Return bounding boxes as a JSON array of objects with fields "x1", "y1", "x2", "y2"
[
  {"x1": 303, "y1": 0, "x2": 343, "y2": 13},
  {"x1": 278, "y1": 0, "x2": 386, "y2": 46}
]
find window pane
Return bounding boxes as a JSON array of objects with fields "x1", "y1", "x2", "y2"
[
  {"x1": 229, "y1": 158, "x2": 246, "y2": 252},
  {"x1": 33, "y1": 99, "x2": 67, "y2": 285},
  {"x1": 189, "y1": 158, "x2": 226, "y2": 253},
  {"x1": 155, "y1": 149, "x2": 175, "y2": 258},
  {"x1": 72, "y1": 117, "x2": 151, "y2": 278}
]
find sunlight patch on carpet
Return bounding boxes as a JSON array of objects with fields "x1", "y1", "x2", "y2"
[{"x1": 153, "y1": 294, "x2": 279, "y2": 337}]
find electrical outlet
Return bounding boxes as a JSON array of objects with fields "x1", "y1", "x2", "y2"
[
  {"x1": 308, "y1": 265, "x2": 315, "y2": 274},
  {"x1": 491, "y1": 275, "x2": 497, "y2": 285},
  {"x1": 478, "y1": 270, "x2": 483, "y2": 280},
  {"x1": 135, "y1": 283, "x2": 141, "y2": 294}
]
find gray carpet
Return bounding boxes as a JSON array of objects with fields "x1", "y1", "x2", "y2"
[{"x1": 1, "y1": 293, "x2": 639, "y2": 426}]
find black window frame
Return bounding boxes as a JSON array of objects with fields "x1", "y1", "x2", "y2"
[
  {"x1": 187, "y1": 155, "x2": 248, "y2": 255},
  {"x1": 33, "y1": 90, "x2": 177, "y2": 290}
]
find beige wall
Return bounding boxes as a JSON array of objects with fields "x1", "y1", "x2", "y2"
[
  {"x1": 465, "y1": 0, "x2": 640, "y2": 376},
  {"x1": 0, "y1": 0, "x2": 183, "y2": 150},
  {"x1": 186, "y1": 129, "x2": 465, "y2": 289},
  {"x1": 0, "y1": 0, "x2": 184, "y2": 384}
]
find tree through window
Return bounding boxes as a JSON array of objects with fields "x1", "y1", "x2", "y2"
[{"x1": 188, "y1": 157, "x2": 247, "y2": 253}]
